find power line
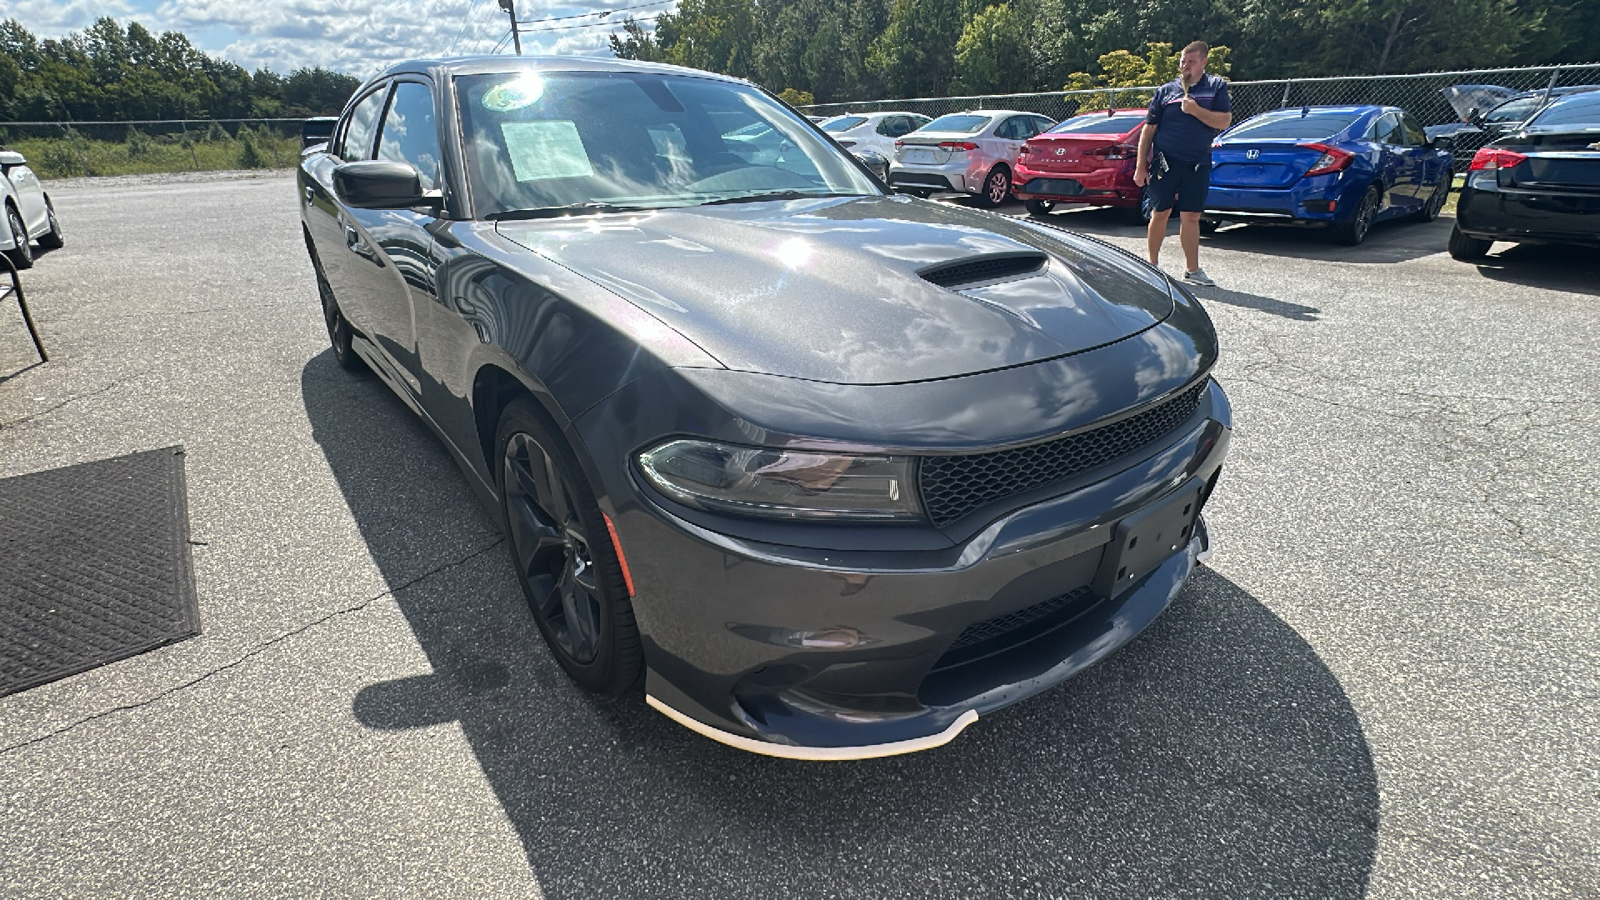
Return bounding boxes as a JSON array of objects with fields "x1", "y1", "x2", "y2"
[
  {"x1": 450, "y1": 0, "x2": 484, "y2": 54},
  {"x1": 516, "y1": 0, "x2": 673, "y2": 27}
]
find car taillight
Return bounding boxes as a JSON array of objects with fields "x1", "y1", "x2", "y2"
[
  {"x1": 938, "y1": 141, "x2": 979, "y2": 152},
  {"x1": 894, "y1": 140, "x2": 904, "y2": 149},
  {"x1": 1469, "y1": 147, "x2": 1528, "y2": 170},
  {"x1": 1019, "y1": 143, "x2": 1033, "y2": 156},
  {"x1": 1300, "y1": 143, "x2": 1355, "y2": 176},
  {"x1": 1088, "y1": 143, "x2": 1134, "y2": 160}
]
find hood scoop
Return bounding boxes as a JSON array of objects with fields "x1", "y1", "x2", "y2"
[{"x1": 920, "y1": 252, "x2": 1047, "y2": 290}]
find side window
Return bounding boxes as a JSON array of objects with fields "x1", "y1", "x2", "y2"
[
  {"x1": 338, "y1": 86, "x2": 389, "y2": 161},
  {"x1": 1033, "y1": 117, "x2": 1054, "y2": 135},
  {"x1": 997, "y1": 117, "x2": 1020, "y2": 140},
  {"x1": 1401, "y1": 115, "x2": 1427, "y2": 147},
  {"x1": 377, "y1": 80, "x2": 443, "y2": 191},
  {"x1": 1373, "y1": 114, "x2": 1402, "y2": 145},
  {"x1": 877, "y1": 116, "x2": 904, "y2": 137}
]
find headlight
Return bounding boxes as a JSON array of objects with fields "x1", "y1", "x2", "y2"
[{"x1": 637, "y1": 439, "x2": 922, "y2": 521}]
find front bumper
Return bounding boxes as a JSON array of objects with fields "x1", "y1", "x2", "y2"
[{"x1": 582, "y1": 379, "x2": 1231, "y2": 758}]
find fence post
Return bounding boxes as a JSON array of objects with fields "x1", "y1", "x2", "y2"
[
  {"x1": 62, "y1": 123, "x2": 91, "y2": 178},
  {"x1": 1280, "y1": 79, "x2": 1292, "y2": 109}
]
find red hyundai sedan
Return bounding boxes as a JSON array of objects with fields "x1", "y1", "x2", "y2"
[{"x1": 1014, "y1": 109, "x2": 1148, "y2": 221}]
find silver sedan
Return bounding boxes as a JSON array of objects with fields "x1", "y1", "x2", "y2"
[{"x1": 888, "y1": 110, "x2": 1055, "y2": 207}]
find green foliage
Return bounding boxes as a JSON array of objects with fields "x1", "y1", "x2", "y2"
[
  {"x1": 951, "y1": 5, "x2": 1029, "y2": 95},
  {"x1": 40, "y1": 142, "x2": 84, "y2": 177},
  {"x1": 125, "y1": 125, "x2": 153, "y2": 158},
  {"x1": 204, "y1": 121, "x2": 229, "y2": 143},
  {"x1": 1063, "y1": 43, "x2": 1232, "y2": 110},
  {"x1": 778, "y1": 88, "x2": 815, "y2": 106}
]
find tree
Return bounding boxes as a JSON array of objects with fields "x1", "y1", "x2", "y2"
[{"x1": 951, "y1": 4, "x2": 1031, "y2": 94}]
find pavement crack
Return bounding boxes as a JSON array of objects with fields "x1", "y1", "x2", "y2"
[
  {"x1": 0, "y1": 378, "x2": 130, "y2": 430},
  {"x1": 0, "y1": 538, "x2": 506, "y2": 756}
]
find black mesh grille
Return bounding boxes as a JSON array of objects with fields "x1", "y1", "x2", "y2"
[
  {"x1": 944, "y1": 586, "x2": 1096, "y2": 655},
  {"x1": 919, "y1": 379, "x2": 1208, "y2": 527},
  {"x1": 920, "y1": 254, "x2": 1046, "y2": 288}
]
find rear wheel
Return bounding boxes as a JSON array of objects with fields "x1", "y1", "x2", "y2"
[
  {"x1": 1412, "y1": 178, "x2": 1448, "y2": 222},
  {"x1": 1447, "y1": 223, "x2": 1492, "y2": 260},
  {"x1": 5, "y1": 204, "x2": 33, "y2": 269},
  {"x1": 1024, "y1": 198, "x2": 1055, "y2": 216},
  {"x1": 1200, "y1": 219, "x2": 1221, "y2": 235},
  {"x1": 497, "y1": 400, "x2": 642, "y2": 695},
  {"x1": 1333, "y1": 185, "x2": 1380, "y2": 245},
  {"x1": 973, "y1": 165, "x2": 1010, "y2": 208},
  {"x1": 38, "y1": 197, "x2": 63, "y2": 250}
]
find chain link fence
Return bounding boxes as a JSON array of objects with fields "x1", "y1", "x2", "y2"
[
  {"x1": 0, "y1": 118, "x2": 309, "y2": 178},
  {"x1": 802, "y1": 63, "x2": 1600, "y2": 171}
]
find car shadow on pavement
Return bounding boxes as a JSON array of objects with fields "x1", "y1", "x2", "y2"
[
  {"x1": 1468, "y1": 242, "x2": 1600, "y2": 297},
  {"x1": 304, "y1": 353, "x2": 1377, "y2": 900}
]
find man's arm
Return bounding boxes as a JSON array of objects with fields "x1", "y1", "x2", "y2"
[
  {"x1": 1134, "y1": 121, "x2": 1157, "y2": 186},
  {"x1": 1180, "y1": 97, "x2": 1232, "y2": 131}
]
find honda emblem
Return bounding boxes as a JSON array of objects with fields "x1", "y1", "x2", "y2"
[{"x1": 1246, "y1": 149, "x2": 1260, "y2": 160}]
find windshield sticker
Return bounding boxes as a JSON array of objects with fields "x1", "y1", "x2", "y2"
[
  {"x1": 481, "y1": 76, "x2": 545, "y2": 112},
  {"x1": 501, "y1": 121, "x2": 594, "y2": 181}
]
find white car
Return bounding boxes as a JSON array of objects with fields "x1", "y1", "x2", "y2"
[
  {"x1": 1, "y1": 149, "x2": 63, "y2": 269},
  {"x1": 820, "y1": 111, "x2": 934, "y2": 158},
  {"x1": 888, "y1": 110, "x2": 1055, "y2": 207}
]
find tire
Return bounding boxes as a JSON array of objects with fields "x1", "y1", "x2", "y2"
[
  {"x1": 1200, "y1": 219, "x2": 1221, "y2": 235},
  {"x1": 313, "y1": 259, "x2": 363, "y2": 372},
  {"x1": 5, "y1": 204, "x2": 33, "y2": 269},
  {"x1": 1124, "y1": 201, "x2": 1152, "y2": 225},
  {"x1": 972, "y1": 165, "x2": 1010, "y2": 208},
  {"x1": 1024, "y1": 198, "x2": 1055, "y2": 216},
  {"x1": 1447, "y1": 223, "x2": 1492, "y2": 260},
  {"x1": 37, "y1": 196, "x2": 63, "y2": 250},
  {"x1": 1411, "y1": 178, "x2": 1448, "y2": 223},
  {"x1": 496, "y1": 400, "x2": 642, "y2": 695},
  {"x1": 1333, "y1": 185, "x2": 1380, "y2": 246}
]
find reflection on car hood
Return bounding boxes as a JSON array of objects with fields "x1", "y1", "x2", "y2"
[{"x1": 495, "y1": 195, "x2": 1173, "y2": 385}]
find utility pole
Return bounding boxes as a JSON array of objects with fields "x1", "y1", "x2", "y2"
[{"x1": 498, "y1": 0, "x2": 522, "y2": 55}]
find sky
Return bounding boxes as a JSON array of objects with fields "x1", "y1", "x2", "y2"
[{"x1": 0, "y1": 0, "x2": 670, "y2": 80}]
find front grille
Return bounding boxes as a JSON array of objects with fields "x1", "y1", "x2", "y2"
[
  {"x1": 920, "y1": 253, "x2": 1046, "y2": 288},
  {"x1": 919, "y1": 379, "x2": 1209, "y2": 527},
  {"x1": 944, "y1": 586, "x2": 1097, "y2": 655}
]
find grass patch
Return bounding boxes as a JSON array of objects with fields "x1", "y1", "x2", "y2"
[{"x1": 12, "y1": 126, "x2": 302, "y2": 179}]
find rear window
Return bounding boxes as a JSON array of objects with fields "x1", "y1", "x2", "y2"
[
  {"x1": 822, "y1": 116, "x2": 867, "y2": 132},
  {"x1": 922, "y1": 114, "x2": 991, "y2": 134},
  {"x1": 1046, "y1": 113, "x2": 1145, "y2": 135},
  {"x1": 1528, "y1": 93, "x2": 1600, "y2": 130},
  {"x1": 1226, "y1": 111, "x2": 1363, "y2": 141}
]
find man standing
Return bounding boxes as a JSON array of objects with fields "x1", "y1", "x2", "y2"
[{"x1": 1134, "y1": 41, "x2": 1232, "y2": 286}]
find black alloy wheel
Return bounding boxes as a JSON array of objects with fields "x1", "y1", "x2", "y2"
[
  {"x1": 1412, "y1": 178, "x2": 1449, "y2": 223},
  {"x1": 496, "y1": 400, "x2": 641, "y2": 694},
  {"x1": 5, "y1": 205, "x2": 33, "y2": 269},
  {"x1": 1447, "y1": 223, "x2": 1493, "y2": 260},
  {"x1": 314, "y1": 262, "x2": 363, "y2": 372},
  {"x1": 38, "y1": 197, "x2": 63, "y2": 250},
  {"x1": 974, "y1": 166, "x2": 1010, "y2": 208},
  {"x1": 1335, "y1": 186, "x2": 1380, "y2": 246},
  {"x1": 1024, "y1": 198, "x2": 1055, "y2": 216}
]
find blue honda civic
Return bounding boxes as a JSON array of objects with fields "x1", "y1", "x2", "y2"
[{"x1": 1202, "y1": 105, "x2": 1455, "y2": 244}]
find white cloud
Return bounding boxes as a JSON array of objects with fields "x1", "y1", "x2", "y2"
[{"x1": 0, "y1": 0, "x2": 663, "y2": 75}]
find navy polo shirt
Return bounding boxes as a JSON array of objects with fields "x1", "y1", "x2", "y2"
[{"x1": 1146, "y1": 73, "x2": 1231, "y2": 163}]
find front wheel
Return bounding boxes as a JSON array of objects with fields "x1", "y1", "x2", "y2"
[
  {"x1": 1024, "y1": 198, "x2": 1055, "y2": 216},
  {"x1": 1447, "y1": 223, "x2": 1492, "y2": 260},
  {"x1": 1333, "y1": 186, "x2": 1380, "y2": 245},
  {"x1": 972, "y1": 166, "x2": 1010, "y2": 208},
  {"x1": 5, "y1": 204, "x2": 33, "y2": 269},
  {"x1": 497, "y1": 400, "x2": 642, "y2": 695},
  {"x1": 37, "y1": 197, "x2": 64, "y2": 250},
  {"x1": 1412, "y1": 178, "x2": 1448, "y2": 222}
]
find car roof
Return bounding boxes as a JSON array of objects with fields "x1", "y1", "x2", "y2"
[
  {"x1": 1249, "y1": 104, "x2": 1391, "y2": 117},
  {"x1": 372, "y1": 55, "x2": 747, "y2": 85}
]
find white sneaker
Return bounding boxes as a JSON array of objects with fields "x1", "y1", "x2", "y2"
[{"x1": 1183, "y1": 268, "x2": 1215, "y2": 286}]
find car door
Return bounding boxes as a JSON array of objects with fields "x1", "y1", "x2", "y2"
[
  {"x1": 1400, "y1": 113, "x2": 1445, "y2": 203},
  {"x1": 310, "y1": 82, "x2": 389, "y2": 354},
  {"x1": 992, "y1": 116, "x2": 1027, "y2": 167},
  {"x1": 1368, "y1": 113, "x2": 1414, "y2": 212},
  {"x1": 350, "y1": 77, "x2": 448, "y2": 394}
]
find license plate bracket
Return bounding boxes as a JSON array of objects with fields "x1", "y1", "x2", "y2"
[{"x1": 1092, "y1": 477, "x2": 1205, "y2": 599}]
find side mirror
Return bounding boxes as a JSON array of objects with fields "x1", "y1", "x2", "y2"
[
  {"x1": 333, "y1": 160, "x2": 441, "y2": 211},
  {"x1": 1430, "y1": 134, "x2": 1453, "y2": 149}
]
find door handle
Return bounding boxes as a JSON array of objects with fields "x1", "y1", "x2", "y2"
[
  {"x1": 304, "y1": 186, "x2": 315, "y2": 205},
  {"x1": 345, "y1": 225, "x2": 375, "y2": 260}
]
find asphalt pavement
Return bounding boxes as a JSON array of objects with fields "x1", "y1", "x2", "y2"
[{"x1": 1, "y1": 173, "x2": 1596, "y2": 898}]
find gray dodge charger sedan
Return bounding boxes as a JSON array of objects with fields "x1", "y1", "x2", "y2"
[{"x1": 298, "y1": 56, "x2": 1231, "y2": 759}]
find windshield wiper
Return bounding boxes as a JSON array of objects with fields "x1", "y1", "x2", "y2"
[
  {"x1": 699, "y1": 191, "x2": 865, "y2": 206},
  {"x1": 488, "y1": 202, "x2": 651, "y2": 221}
]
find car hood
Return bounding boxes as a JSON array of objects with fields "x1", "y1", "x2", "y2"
[{"x1": 494, "y1": 195, "x2": 1173, "y2": 385}]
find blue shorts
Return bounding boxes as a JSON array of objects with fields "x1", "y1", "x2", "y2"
[{"x1": 1147, "y1": 154, "x2": 1212, "y2": 214}]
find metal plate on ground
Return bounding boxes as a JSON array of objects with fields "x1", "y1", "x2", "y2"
[{"x1": 0, "y1": 447, "x2": 200, "y2": 696}]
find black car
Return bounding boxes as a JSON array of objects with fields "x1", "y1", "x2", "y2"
[
  {"x1": 299, "y1": 56, "x2": 1231, "y2": 759},
  {"x1": 1450, "y1": 91, "x2": 1600, "y2": 259}
]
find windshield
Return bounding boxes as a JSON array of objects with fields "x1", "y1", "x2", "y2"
[
  {"x1": 1046, "y1": 113, "x2": 1145, "y2": 135},
  {"x1": 1485, "y1": 96, "x2": 1542, "y2": 126},
  {"x1": 922, "y1": 114, "x2": 990, "y2": 134},
  {"x1": 822, "y1": 116, "x2": 867, "y2": 132},
  {"x1": 1527, "y1": 93, "x2": 1600, "y2": 130},
  {"x1": 1225, "y1": 111, "x2": 1363, "y2": 141},
  {"x1": 456, "y1": 71, "x2": 880, "y2": 217}
]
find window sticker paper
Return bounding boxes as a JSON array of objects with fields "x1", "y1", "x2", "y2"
[{"x1": 501, "y1": 121, "x2": 594, "y2": 181}]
